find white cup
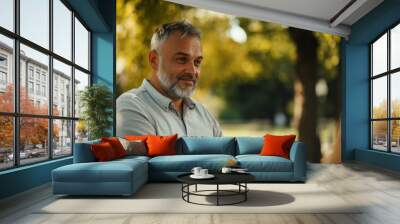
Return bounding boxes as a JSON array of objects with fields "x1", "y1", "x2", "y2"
[
  {"x1": 191, "y1": 167, "x2": 202, "y2": 176},
  {"x1": 221, "y1": 167, "x2": 232, "y2": 174},
  {"x1": 200, "y1": 169, "x2": 208, "y2": 176}
]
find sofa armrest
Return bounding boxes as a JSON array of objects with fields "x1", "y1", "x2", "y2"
[
  {"x1": 73, "y1": 140, "x2": 100, "y2": 163},
  {"x1": 289, "y1": 141, "x2": 307, "y2": 181}
]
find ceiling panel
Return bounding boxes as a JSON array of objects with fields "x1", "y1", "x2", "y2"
[
  {"x1": 165, "y1": 0, "x2": 384, "y2": 37},
  {"x1": 226, "y1": 0, "x2": 352, "y2": 21}
]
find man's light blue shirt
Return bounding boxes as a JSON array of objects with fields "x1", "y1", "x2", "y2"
[{"x1": 116, "y1": 79, "x2": 222, "y2": 137}]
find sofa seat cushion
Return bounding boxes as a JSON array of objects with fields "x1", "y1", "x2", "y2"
[
  {"x1": 236, "y1": 155, "x2": 293, "y2": 172},
  {"x1": 52, "y1": 159, "x2": 147, "y2": 183},
  {"x1": 149, "y1": 154, "x2": 235, "y2": 172}
]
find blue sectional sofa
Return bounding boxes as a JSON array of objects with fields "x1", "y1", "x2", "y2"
[{"x1": 52, "y1": 136, "x2": 307, "y2": 196}]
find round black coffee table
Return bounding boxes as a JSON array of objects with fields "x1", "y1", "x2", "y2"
[{"x1": 177, "y1": 173, "x2": 255, "y2": 206}]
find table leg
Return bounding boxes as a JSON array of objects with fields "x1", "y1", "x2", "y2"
[
  {"x1": 245, "y1": 183, "x2": 247, "y2": 201},
  {"x1": 217, "y1": 184, "x2": 219, "y2": 206},
  {"x1": 195, "y1": 184, "x2": 197, "y2": 192},
  {"x1": 187, "y1": 184, "x2": 190, "y2": 202}
]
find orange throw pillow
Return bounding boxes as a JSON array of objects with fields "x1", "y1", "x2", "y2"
[
  {"x1": 260, "y1": 134, "x2": 296, "y2": 159},
  {"x1": 101, "y1": 137, "x2": 126, "y2": 158},
  {"x1": 146, "y1": 134, "x2": 178, "y2": 157},
  {"x1": 91, "y1": 142, "x2": 117, "y2": 161}
]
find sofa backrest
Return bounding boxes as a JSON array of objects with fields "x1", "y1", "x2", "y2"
[
  {"x1": 74, "y1": 136, "x2": 267, "y2": 161},
  {"x1": 235, "y1": 137, "x2": 263, "y2": 155},
  {"x1": 177, "y1": 136, "x2": 236, "y2": 155}
]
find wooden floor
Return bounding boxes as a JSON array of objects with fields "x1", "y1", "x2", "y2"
[{"x1": 1, "y1": 162, "x2": 400, "y2": 224}]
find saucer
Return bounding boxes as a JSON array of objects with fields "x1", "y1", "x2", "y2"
[{"x1": 190, "y1": 174, "x2": 215, "y2": 179}]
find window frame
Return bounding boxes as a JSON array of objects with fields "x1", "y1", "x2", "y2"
[
  {"x1": 0, "y1": 0, "x2": 92, "y2": 171},
  {"x1": 370, "y1": 20, "x2": 400, "y2": 154}
]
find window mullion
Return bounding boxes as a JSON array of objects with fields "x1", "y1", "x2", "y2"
[
  {"x1": 13, "y1": 0, "x2": 20, "y2": 167},
  {"x1": 71, "y1": 10, "x2": 76, "y2": 154},
  {"x1": 370, "y1": 45, "x2": 373, "y2": 149},
  {"x1": 388, "y1": 30, "x2": 391, "y2": 152},
  {"x1": 49, "y1": 0, "x2": 53, "y2": 160}
]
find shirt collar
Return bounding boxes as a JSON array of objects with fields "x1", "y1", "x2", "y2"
[{"x1": 141, "y1": 79, "x2": 196, "y2": 111}]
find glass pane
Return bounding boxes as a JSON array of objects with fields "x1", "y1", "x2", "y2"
[
  {"x1": 372, "y1": 77, "x2": 387, "y2": 119},
  {"x1": 391, "y1": 120, "x2": 400, "y2": 153},
  {"x1": 53, "y1": 59, "x2": 72, "y2": 117},
  {"x1": 372, "y1": 33, "x2": 387, "y2": 76},
  {"x1": 53, "y1": 0, "x2": 72, "y2": 60},
  {"x1": 74, "y1": 17, "x2": 89, "y2": 70},
  {"x1": 0, "y1": 116, "x2": 14, "y2": 170},
  {"x1": 0, "y1": 0, "x2": 14, "y2": 31},
  {"x1": 391, "y1": 72, "x2": 400, "y2": 118},
  {"x1": 20, "y1": 117, "x2": 49, "y2": 165},
  {"x1": 0, "y1": 34, "x2": 14, "y2": 112},
  {"x1": 74, "y1": 69, "x2": 89, "y2": 118},
  {"x1": 20, "y1": 0, "x2": 49, "y2": 49},
  {"x1": 372, "y1": 121, "x2": 388, "y2": 151},
  {"x1": 53, "y1": 119, "x2": 72, "y2": 157},
  {"x1": 391, "y1": 24, "x2": 400, "y2": 70},
  {"x1": 20, "y1": 44, "x2": 49, "y2": 115},
  {"x1": 75, "y1": 120, "x2": 88, "y2": 143}
]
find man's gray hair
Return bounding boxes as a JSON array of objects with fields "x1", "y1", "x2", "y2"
[{"x1": 150, "y1": 20, "x2": 201, "y2": 51}]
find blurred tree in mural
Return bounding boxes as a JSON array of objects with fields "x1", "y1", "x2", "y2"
[{"x1": 116, "y1": 0, "x2": 341, "y2": 163}]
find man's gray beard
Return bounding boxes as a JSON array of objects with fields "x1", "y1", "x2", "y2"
[{"x1": 157, "y1": 70, "x2": 195, "y2": 99}]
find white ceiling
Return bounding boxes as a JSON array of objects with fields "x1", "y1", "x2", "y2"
[
  {"x1": 227, "y1": 0, "x2": 352, "y2": 22},
  {"x1": 165, "y1": 0, "x2": 384, "y2": 37}
]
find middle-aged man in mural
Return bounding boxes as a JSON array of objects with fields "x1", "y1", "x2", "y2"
[{"x1": 116, "y1": 21, "x2": 222, "y2": 137}]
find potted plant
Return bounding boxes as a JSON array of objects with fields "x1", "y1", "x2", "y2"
[{"x1": 79, "y1": 84, "x2": 113, "y2": 140}]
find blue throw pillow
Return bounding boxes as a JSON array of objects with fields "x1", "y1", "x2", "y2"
[
  {"x1": 235, "y1": 137, "x2": 264, "y2": 155},
  {"x1": 179, "y1": 137, "x2": 236, "y2": 155}
]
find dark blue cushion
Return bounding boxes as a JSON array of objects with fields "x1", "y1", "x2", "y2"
[
  {"x1": 236, "y1": 154, "x2": 293, "y2": 172},
  {"x1": 178, "y1": 137, "x2": 236, "y2": 155},
  {"x1": 235, "y1": 137, "x2": 263, "y2": 155},
  {"x1": 73, "y1": 139, "x2": 100, "y2": 163},
  {"x1": 149, "y1": 154, "x2": 235, "y2": 172}
]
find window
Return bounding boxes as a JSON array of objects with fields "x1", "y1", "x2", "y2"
[
  {"x1": 0, "y1": 54, "x2": 7, "y2": 87},
  {"x1": 0, "y1": 0, "x2": 91, "y2": 170},
  {"x1": 53, "y1": 0, "x2": 72, "y2": 60},
  {"x1": 371, "y1": 23, "x2": 400, "y2": 154},
  {"x1": 0, "y1": 71, "x2": 6, "y2": 85},
  {"x1": 0, "y1": 0, "x2": 14, "y2": 32},
  {"x1": 53, "y1": 59, "x2": 72, "y2": 117},
  {"x1": 28, "y1": 67, "x2": 34, "y2": 80},
  {"x1": 75, "y1": 17, "x2": 89, "y2": 70},
  {"x1": 35, "y1": 70, "x2": 41, "y2": 81},
  {"x1": 20, "y1": 0, "x2": 49, "y2": 49},
  {"x1": 36, "y1": 83, "x2": 40, "y2": 95},
  {"x1": 0, "y1": 54, "x2": 7, "y2": 67},
  {"x1": 28, "y1": 81, "x2": 34, "y2": 94},
  {"x1": 42, "y1": 85, "x2": 46, "y2": 97},
  {"x1": 0, "y1": 34, "x2": 13, "y2": 113}
]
